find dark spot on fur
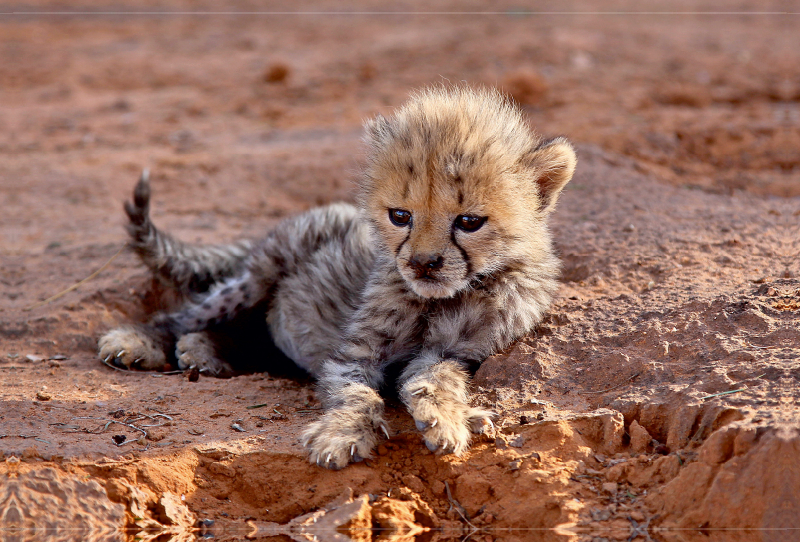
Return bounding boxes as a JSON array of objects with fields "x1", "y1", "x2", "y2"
[
  {"x1": 407, "y1": 163, "x2": 414, "y2": 175},
  {"x1": 458, "y1": 316, "x2": 483, "y2": 343},
  {"x1": 219, "y1": 287, "x2": 233, "y2": 296},
  {"x1": 238, "y1": 283, "x2": 248, "y2": 292},
  {"x1": 458, "y1": 190, "x2": 464, "y2": 205},
  {"x1": 479, "y1": 136, "x2": 497, "y2": 158},
  {"x1": 201, "y1": 302, "x2": 212, "y2": 310},
  {"x1": 422, "y1": 126, "x2": 432, "y2": 146},
  {"x1": 324, "y1": 295, "x2": 345, "y2": 315},
  {"x1": 535, "y1": 136, "x2": 560, "y2": 151}
]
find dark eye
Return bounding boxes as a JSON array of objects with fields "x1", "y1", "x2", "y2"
[
  {"x1": 389, "y1": 209, "x2": 412, "y2": 227},
  {"x1": 454, "y1": 215, "x2": 486, "y2": 232}
]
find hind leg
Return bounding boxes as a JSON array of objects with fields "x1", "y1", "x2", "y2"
[
  {"x1": 98, "y1": 325, "x2": 168, "y2": 370},
  {"x1": 175, "y1": 332, "x2": 233, "y2": 377}
]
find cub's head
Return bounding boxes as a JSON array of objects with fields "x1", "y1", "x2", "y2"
[{"x1": 360, "y1": 86, "x2": 576, "y2": 299}]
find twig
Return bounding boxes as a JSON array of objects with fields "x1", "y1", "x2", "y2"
[
  {"x1": 701, "y1": 387, "x2": 747, "y2": 401},
  {"x1": 579, "y1": 372, "x2": 641, "y2": 395},
  {"x1": 444, "y1": 481, "x2": 478, "y2": 531},
  {"x1": 25, "y1": 244, "x2": 126, "y2": 311},
  {"x1": 101, "y1": 356, "x2": 183, "y2": 376},
  {"x1": 246, "y1": 403, "x2": 270, "y2": 410},
  {"x1": 0, "y1": 434, "x2": 49, "y2": 441},
  {"x1": 71, "y1": 416, "x2": 148, "y2": 437},
  {"x1": 627, "y1": 514, "x2": 657, "y2": 542},
  {"x1": 145, "y1": 406, "x2": 179, "y2": 416}
]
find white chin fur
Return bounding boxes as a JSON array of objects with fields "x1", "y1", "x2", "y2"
[{"x1": 407, "y1": 278, "x2": 459, "y2": 299}]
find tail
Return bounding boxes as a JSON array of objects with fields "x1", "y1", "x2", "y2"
[{"x1": 124, "y1": 170, "x2": 253, "y2": 294}]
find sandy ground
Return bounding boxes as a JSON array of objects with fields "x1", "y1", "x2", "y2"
[{"x1": 1, "y1": 2, "x2": 799, "y2": 541}]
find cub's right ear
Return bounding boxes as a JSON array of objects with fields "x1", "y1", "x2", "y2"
[{"x1": 525, "y1": 137, "x2": 577, "y2": 214}]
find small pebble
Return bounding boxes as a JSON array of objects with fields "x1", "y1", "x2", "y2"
[
  {"x1": 264, "y1": 63, "x2": 290, "y2": 83},
  {"x1": 186, "y1": 367, "x2": 200, "y2": 382}
]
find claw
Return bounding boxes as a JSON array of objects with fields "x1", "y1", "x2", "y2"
[
  {"x1": 411, "y1": 388, "x2": 426, "y2": 396},
  {"x1": 326, "y1": 452, "x2": 332, "y2": 465},
  {"x1": 430, "y1": 419, "x2": 438, "y2": 428},
  {"x1": 350, "y1": 444, "x2": 356, "y2": 458},
  {"x1": 104, "y1": 354, "x2": 112, "y2": 363},
  {"x1": 317, "y1": 456, "x2": 322, "y2": 466},
  {"x1": 486, "y1": 418, "x2": 495, "y2": 432},
  {"x1": 116, "y1": 350, "x2": 126, "y2": 358},
  {"x1": 380, "y1": 424, "x2": 390, "y2": 440}
]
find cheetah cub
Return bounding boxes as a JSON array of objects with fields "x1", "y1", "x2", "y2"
[{"x1": 98, "y1": 87, "x2": 576, "y2": 469}]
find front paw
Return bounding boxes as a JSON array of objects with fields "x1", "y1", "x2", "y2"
[
  {"x1": 98, "y1": 327, "x2": 166, "y2": 370},
  {"x1": 301, "y1": 387, "x2": 389, "y2": 470},
  {"x1": 401, "y1": 362, "x2": 495, "y2": 455}
]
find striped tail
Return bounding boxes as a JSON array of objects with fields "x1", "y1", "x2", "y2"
[{"x1": 124, "y1": 170, "x2": 253, "y2": 294}]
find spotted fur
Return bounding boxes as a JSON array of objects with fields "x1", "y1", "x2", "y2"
[{"x1": 98, "y1": 86, "x2": 576, "y2": 469}]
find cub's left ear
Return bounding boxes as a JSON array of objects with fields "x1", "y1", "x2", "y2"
[{"x1": 525, "y1": 137, "x2": 577, "y2": 214}]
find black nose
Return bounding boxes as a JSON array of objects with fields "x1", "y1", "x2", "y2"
[{"x1": 409, "y1": 254, "x2": 444, "y2": 278}]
